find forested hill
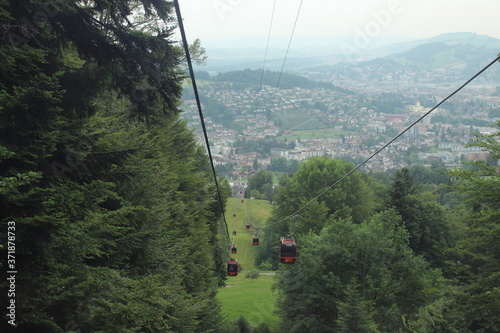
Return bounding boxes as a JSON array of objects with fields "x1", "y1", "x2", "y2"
[
  {"x1": 1, "y1": 1, "x2": 499, "y2": 332},
  {"x1": 213, "y1": 68, "x2": 353, "y2": 93}
]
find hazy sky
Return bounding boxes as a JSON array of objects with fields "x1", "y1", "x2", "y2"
[{"x1": 176, "y1": 0, "x2": 500, "y2": 45}]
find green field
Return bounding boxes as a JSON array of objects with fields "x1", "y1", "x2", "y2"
[
  {"x1": 276, "y1": 127, "x2": 357, "y2": 141},
  {"x1": 273, "y1": 110, "x2": 325, "y2": 130},
  {"x1": 219, "y1": 198, "x2": 280, "y2": 329},
  {"x1": 218, "y1": 273, "x2": 280, "y2": 330},
  {"x1": 225, "y1": 197, "x2": 273, "y2": 270}
]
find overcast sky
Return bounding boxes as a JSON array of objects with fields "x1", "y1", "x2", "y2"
[{"x1": 176, "y1": 0, "x2": 500, "y2": 47}]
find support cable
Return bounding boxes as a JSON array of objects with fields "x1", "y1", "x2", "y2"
[
  {"x1": 259, "y1": 0, "x2": 277, "y2": 90},
  {"x1": 173, "y1": 0, "x2": 231, "y2": 248},
  {"x1": 266, "y1": 0, "x2": 304, "y2": 121}
]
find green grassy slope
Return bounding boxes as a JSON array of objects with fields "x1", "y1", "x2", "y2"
[
  {"x1": 226, "y1": 197, "x2": 273, "y2": 270},
  {"x1": 217, "y1": 274, "x2": 279, "y2": 330},
  {"x1": 219, "y1": 198, "x2": 279, "y2": 329}
]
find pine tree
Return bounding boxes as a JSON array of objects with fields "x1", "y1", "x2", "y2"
[
  {"x1": 387, "y1": 168, "x2": 451, "y2": 267},
  {"x1": 236, "y1": 315, "x2": 253, "y2": 333},
  {"x1": 447, "y1": 121, "x2": 500, "y2": 331}
]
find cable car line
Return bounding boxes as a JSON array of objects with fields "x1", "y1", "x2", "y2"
[
  {"x1": 176, "y1": 0, "x2": 499, "y2": 268},
  {"x1": 232, "y1": 179, "x2": 237, "y2": 218},
  {"x1": 174, "y1": 0, "x2": 231, "y2": 249},
  {"x1": 244, "y1": 196, "x2": 263, "y2": 230},
  {"x1": 266, "y1": 0, "x2": 305, "y2": 122},
  {"x1": 284, "y1": 214, "x2": 298, "y2": 238},
  {"x1": 259, "y1": 0, "x2": 277, "y2": 91},
  {"x1": 259, "y1": 53, "x2": 500, "y2": 230},
  {"x1": 244, "y1": 193, "x2": 260, "y2": 230}
]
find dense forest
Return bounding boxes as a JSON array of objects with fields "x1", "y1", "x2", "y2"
[
  {"x1": 255, "y1": 138, "x2": 500, "y2": 332},
  {"x1": 1, "y1": 1, "x2": 499, "y2": 333},
  {"x1": 0, "y1": 1, "x2": 229, "y2": 332}
]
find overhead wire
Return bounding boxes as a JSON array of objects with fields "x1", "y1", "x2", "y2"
[
  {"x1": 244, "y1": 194, "x2": 262, "y2": 231},
  {"x1": 173, "y1": 0, "x2": 231, "y2": 251},
  {"x1": 263, "y1": 53, "x2": 500, "y2": 229},
  {"x1": 259, "y1": 0, "x2": 277, "y2": 91},
  {"x1": 244, "y1": 194, "x2": 252, "y2": 226},
  {"x1": 266, "y1": 0, "x2": 305, "y2": 122}
]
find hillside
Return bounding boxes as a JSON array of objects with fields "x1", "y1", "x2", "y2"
[
  {"x1": 386, "y1": 33, "x2": 500, "y2": 75},
  {"x1": 199, "y1": 32, "x2": 500, "y2": 72},
  {"x1": 1, "y1": 1, "x2": 499, "y2": 330},
  {"x1": 319, "y1": 32, "x2": 500, "y2": 82},
  {"x1": 214, "y1": 68, "x2": 353, "y2": 94}
]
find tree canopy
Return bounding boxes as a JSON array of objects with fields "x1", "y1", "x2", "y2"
[{"x1": 275, "y1": 211, "x2": 442, "y2": 332}]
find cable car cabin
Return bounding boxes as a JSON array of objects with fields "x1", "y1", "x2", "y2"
[
  {"x1": 253, "y1": 235, "x2": 260, "y2": 245},
  {"x1": 232, "y1": 229, "x2": 237, "y2": 236},
  {"x1": 245, "y1": 223, "x2": 251, "y2": 230},
  {"x1": 233, "y1": 213, "x2": 236, "y2": 217},
  {"x1": 241, "y1": 199, "x2": 244, "y2": 203},
  {"x1": 231, "y1": 245, "x2": 237, "y2": 254},
  {"x1": 280, "y1": 237, "x2": 297, "y2": 264},
  {"x1": 227, "y1": 259, "x2": 238, "y2": 276}
]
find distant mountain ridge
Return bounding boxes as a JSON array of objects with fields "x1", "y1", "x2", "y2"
[
  {"x1": 200, "y1": 32, "x2": 500, "y2": 73},
  {"x1": 382, "y1": 33, "x2": 500, "y2": 75},
  {"x1": 374, "y1": 32, "x2": 500, "y2": 56},
  {"x1": 309, "y1": 32, "x2": 500, "y2": 83},
  {"x1": 375, "y1": 32, "x2": 500, "y2": 56}
]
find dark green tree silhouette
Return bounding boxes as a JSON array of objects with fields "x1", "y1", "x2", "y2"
[
  {"x1": 387, "y1": 168, "x2": 451, "y2": 267},
  {"x1": 0, "y1": 1, "x2": 224, "y2": 332},
  {"x1": 245, "y1": 269, "x2": 261, "y2": 283},
  {"x1": 236, "y1": 315, "x2": 253, "y2": 333},
  {"x1": 447, "y1": 121, "x2": 500, "y2": 331}
]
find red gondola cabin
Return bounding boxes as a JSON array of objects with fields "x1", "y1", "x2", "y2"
[
  {"x1": 227, "y1": 259, "x2": 238, "y2": 276},
  {"x1": 253, "y1": 235, "x2": 260, "y2": 245},
  {"x1": 232, "y1": 229, "x2": 237, "y2": 236},
  {"x1": 245, "y1": 223, "x2": 251, "y2": 230},
  {"x1": 231, "y1": 245, "x2": 237, "y2": 254},
  {"x1": 280, "y1": 237, "x2": 297, "y2": 264}
]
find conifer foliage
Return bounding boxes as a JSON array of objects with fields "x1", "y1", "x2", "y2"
[
  {"x1": 0, "y1": 1, "x2": 227, "y2": 331},
  {"x1": 447, "y1": 122, "x2": 500, "y2": 331}
]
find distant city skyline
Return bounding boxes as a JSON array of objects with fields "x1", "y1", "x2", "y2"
[{"x1": 176, "y1": 0, "x2": 500, "y2": 48}]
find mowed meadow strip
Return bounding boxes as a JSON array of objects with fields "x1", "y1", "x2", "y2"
[{"x1": 219, "y1": 198, "x2": 279, "y2": 329}]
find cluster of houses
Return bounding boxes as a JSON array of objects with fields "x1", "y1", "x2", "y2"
[{"x1": 180, "y1": 78, "x2": 500, "y2": 178}]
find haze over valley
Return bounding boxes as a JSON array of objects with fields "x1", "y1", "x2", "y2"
[{"x1": 183, "y1": 32, "x2": 500, "y2": 177}]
